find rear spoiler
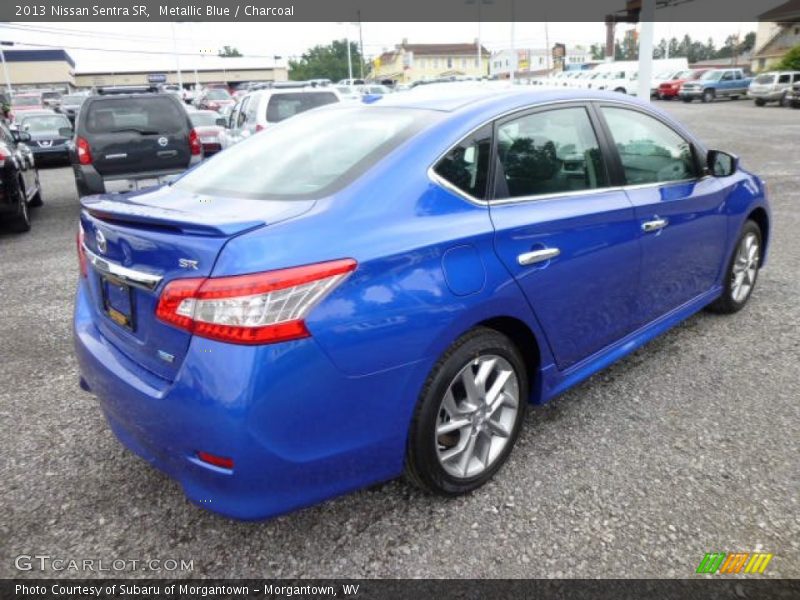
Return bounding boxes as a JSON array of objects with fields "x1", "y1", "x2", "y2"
[{"x1": 81, "y1": 196, "x2": 264, "y2": 237}]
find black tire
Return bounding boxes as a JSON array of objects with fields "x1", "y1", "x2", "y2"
[
  {"x1": 754, "y1": 98, "x2": 766, "y2": 107},
  {"x1": 662, "y1": 95, "x2": 672, "y2": 101},
  {"x1": 702, "y1": 89, "x2": 715, "y2": 103},
  {"x1": 405, "y1": 327, "x2": 528, "y2": 496},
  {"x1": 779, "y1": 92, "x2": 789, "y2": 108},
  {"x1": 682, "y1": 97, "x2": 693, "y2": 103},
  {"x1": 8, "y1": 177, "x2": 31, "y2": 233},
  {"x1": 707, "y1": 220, "x2": 762, "y2": 314},
  {"x1": 614, "y1": 87, "x2": 626, "y2": 94},
  {"x1": 730, "y1": 95, "x2": 740, "y2": 101}
]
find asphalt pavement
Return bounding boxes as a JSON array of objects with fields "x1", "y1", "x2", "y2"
[{"x1": 1, "y1": 99, "x2": 798, "y2": 579}]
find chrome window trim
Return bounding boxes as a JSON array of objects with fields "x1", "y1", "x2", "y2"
[
  {"x1": 82, "y1": 243, "x2": 163, "y2": 291},
  {"x1": 426, "y1": 97, "x2": 708, "y2": 208}
]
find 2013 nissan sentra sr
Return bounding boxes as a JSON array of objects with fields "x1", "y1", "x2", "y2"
[{"x1": 74, "y1": 88, "x2": 770, "y2": 520}]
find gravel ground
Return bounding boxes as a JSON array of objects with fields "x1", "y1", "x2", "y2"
[{"x1": 1, "y1": 99, "x2": 798, "y2": 579}]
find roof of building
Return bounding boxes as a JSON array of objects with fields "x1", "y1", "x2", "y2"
[
  {"x1": 758, "y1": 0, "x2": 800, "y2": 21},
  {"x1": 3, "y1": 49, "x2": 75, "y2": 68},
  {"x1": 378, "y1": 42, "x2": 490, "y2": 63},
  {"x1": 75, "y1": 55, "x2": 281, "y2": 75}
]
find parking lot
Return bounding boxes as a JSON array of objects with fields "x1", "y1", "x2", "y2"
[{"x1": 1, "y1": 99, "x2": 798, "y2": 579}]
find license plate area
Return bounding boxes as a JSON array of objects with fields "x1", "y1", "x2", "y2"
[{"x1": 101, "y1": 275, "x2": 135, "y2": 330}]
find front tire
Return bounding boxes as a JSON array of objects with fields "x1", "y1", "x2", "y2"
[
  {"x1": 707, "y1": 220, "x2": 762, "y2": 314},
  {"x1": 405, "y1": 327, "x2": 528, "y2": 496},
  {"x1": 702, "y1": 89, "x2": 715, "y2": 103},
  {"x1": 754, "y1": 98, "x2": 766, "y2": 107}
]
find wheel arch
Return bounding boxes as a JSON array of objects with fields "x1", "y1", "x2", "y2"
[
  {"x1": 747, "y1": 206, "x2": 770, "y2": 266},
  {"x1": 476, "y1": 316, "x2": 543, "y2": 404}
]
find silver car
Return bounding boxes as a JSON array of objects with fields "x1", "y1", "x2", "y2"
[{"x1": 748, "y1": 71, "x2": 800, "y2": 106}]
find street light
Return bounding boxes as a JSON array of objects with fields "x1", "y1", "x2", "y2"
[
  {"x1": 338, "y1": 22, "x2": 354, "y2": 82},
  {"x1": 465, "y1": 0, "x2": 493, "y2": 77}
]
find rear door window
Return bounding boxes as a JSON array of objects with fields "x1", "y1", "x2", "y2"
[
  {"x1": 495, "y1": 107, "x2": 608, "y2": 199},
  {"x1": 778, "y1": 74, "x2": 791, "y2": 84},
  {"x1": 85, "y1": 97, "x2": 184, "y2": 134},
  {"x1": 266, "y1": 92, "x2": 339, "y2": 123},
  {"x1": 433, "y1": 125, "x2": 492, "y2": 200}
]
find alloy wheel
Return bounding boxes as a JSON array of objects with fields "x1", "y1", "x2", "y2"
[
  {"x1": 435, "y1": 355, "x2": 519, "y2": 479},
  {"x1": 731, "y1": 232, "x2": 759, "y2": 303}
]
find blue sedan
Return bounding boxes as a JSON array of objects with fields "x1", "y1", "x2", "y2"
[{"x1": 74, "y1": 88, "x2": 770, "y2": 519}]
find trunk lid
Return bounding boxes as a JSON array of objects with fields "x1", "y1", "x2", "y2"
[{"x1": 80, "y1": 185, "x2": 315, "y2": 380}]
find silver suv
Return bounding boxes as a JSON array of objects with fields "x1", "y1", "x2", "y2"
[{"x1": 748, "y1": 71, "x2": 800, "y2": 106}]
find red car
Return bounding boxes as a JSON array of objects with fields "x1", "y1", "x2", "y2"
[
  {"x1": 188, "y1": 110, "x2": 226, "y2": 156},
  {"x1": 658, "y1": 69, "x2": 709, "y2": 100},
  {"x1": 10, "y1": 93, "x2": 45, "y2": 119},
  {"x1": 194, "y1": 88, "x2": 235, "y2": 112}
]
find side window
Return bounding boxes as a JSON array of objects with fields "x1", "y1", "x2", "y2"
[
  {"x1": 793, "y1": 73, "x2": 800, "y2": 83},
  {"x1": 735, "y1": 71, "x2": 743, "y2": 80},
  {"x1": 721, "y1": 71, "x2": 733, "y2": 81},
  {"x1": 778, "y1": 74, "x2": 791, "y2": 84},
  {"x1": 433, "y1": 125, "x2": 492, "y2": 200},
  {"x1": 244, "y1": 97, "x2": 258, "y2": 126},
  {"x1": 495, "y1": 107, "x2": 608, "y2": 199},
  {"x1": 601, "y1": 107, "x2": 697, "y2": 185}
]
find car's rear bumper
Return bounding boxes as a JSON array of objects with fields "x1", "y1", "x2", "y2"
[
  {"x1": 73, "y1": 164, "x2": 191, "y2": 195},
  {"x1": 31, "y1": 147, "x2": 70, "y2": 162},
  {"x1": 73, "y1": 282, "x2": 415, "y2": 520}
]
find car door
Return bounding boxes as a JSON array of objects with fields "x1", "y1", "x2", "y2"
[
  {"x1": 489, "y1": 104, "x2": 642, "y2": 370},
  {"x1": 596, "y1": 104, "x2": 728, "y2": 327},
  {"x1": 0, "y1": 123, "x2": 35, "y2": 192}
]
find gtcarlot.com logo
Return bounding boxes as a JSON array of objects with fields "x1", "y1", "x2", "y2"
[
  {"x1": 696, "y1": 552, "x2": 773, "y2": 574},
  {"x1": 15, "y1": 554, "x2": 194, "y2": 572}
]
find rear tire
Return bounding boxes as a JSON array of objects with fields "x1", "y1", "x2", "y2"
[
  {"x1": 754, "y1": 98, "x2": 766, "y2": 106},
  {"x1": 702, "y1": 89, "x2": 715, "y2": 103},
  {"x1": 779, "y1": 92, "x2": 789, "y2": 107},
  {"x1": 29, "y1": 181, "x2": 43, "y2": 208},
  {"x1": 707, "y1": 220, "x2": 762, "y2": 314},
  {"x1": 405, "y1": 327, "x2": 528, "y2": 496}
]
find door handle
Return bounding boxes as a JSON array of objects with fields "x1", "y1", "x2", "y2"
[
  {"x1": 642, "y1": 218, "x2": 669, "y2": 233},
  {"x1": 158, "y1": 150, "x2": 178, "y2": 158},
  {"x1": 517, "y1": 247, "x2": 560, "y2": 266}
]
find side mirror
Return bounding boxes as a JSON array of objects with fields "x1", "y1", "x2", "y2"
[
  {"x1": 707, "y1": 149, "x2": 739, "y2": 177},
  {"x1": 17, "y1": 131, "x2": 32, "y2": 142},
  {"x1": 216, "y1": 117, "x2": 227, "y2": 127},
  {"x1": 58, "y1": 126, "x2": 74, "y2": 138}
]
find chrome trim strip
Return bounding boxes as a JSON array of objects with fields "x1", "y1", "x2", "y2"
[
  {"x1": 104, "y1": 153, "x2": 128, "y2": 159},
  {"x1": 82, "y1": 244, "x2": 163, "y2": 291}
]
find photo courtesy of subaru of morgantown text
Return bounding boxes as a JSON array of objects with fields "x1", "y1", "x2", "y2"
[{"x1": 1, "y1": 0, "x2": 798, "y2": 591}]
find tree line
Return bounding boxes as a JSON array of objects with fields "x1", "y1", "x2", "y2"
[{"x1": 590, "y1": 32, "x2": 756, "y2": 63}]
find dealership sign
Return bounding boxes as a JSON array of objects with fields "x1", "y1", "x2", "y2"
[{"x1": 147, "y1": 74, "x2": 167, "y2": 83}]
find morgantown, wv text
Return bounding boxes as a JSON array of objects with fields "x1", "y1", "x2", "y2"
[{"x1": 16, "y1": 583, "x2": 358, "y2": 598}]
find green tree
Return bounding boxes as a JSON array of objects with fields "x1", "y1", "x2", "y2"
[
  {"x1": 218, "y1": 46, "x2": 242, "y2": 57},
  {"x1": 590, "y1": 43, "x2": 605, "y2": 61},
  {"x1": 288, "y1": 39, "x2": 363, "y2": 82},
  {"x1": 775, "y1": 45, "x2": 800, "y2": 70}
]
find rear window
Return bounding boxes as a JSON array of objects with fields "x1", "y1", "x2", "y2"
[
  {"x1": 754, "y1": 74, "x2": 775, "y2": 84},
  {"x1": 12, "y1": 96, "x2": 41, "y2": 106},
  {"x1": 190, "y1": 112, "x2": 220, "y2": 127},
  {"x1": 266, "y1": 92, "x2": 339, "y2": 123},
  {"x1": 206, "y1": 89, "x2": 230, "y2": 100},
  {"x1": 62, "y1": 95, "x2": 86, "y2": 105},
  {"x1": 84, "y1": 97, "x2": 185, "y2": 134},
  {"x1": 174, "y1": 106, "x2": 435, "y2": 200}
]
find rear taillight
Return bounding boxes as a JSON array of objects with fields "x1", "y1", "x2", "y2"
[
  {"x1": 189, "y1": 129, "x2": 202, "y2": 156},
  {"x1": 77, "y1": 224, "x2": 87, "y2": 278},
  {"x1": 76, "y1": 136, "x2": 92, "y2": 165},
  {"x1": 255, "y1": 124, "x2": 265, "y2": 133},
  {"x1": 0, "y1": 146, "x2": 7, "y2": 167},
  {"x1": 156, "y1": 259, "x2": 357, "y2": 345}
]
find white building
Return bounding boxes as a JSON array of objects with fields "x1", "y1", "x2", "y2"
[{"x1": 490, "y1": 46, "x2": 590, "y2": 78}]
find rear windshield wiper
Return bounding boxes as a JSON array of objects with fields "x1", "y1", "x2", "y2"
[{"x1": 108, "y1": 128, "x2": 161, "y2": 135}]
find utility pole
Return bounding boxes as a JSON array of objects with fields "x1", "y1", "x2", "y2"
[
  {"x1": 0, "y1": 42, "x2": 13, "y2": 97},
  {"x1": 545, "y1": 22, "x2": 551, "y2": 71},
  {"x1": 170, "y1": 22, "x2": 184, "y2": 90},
  {"x1": 357, "y1": 13, "x2": 365, "y2": 80},
  {"x1": 509, "y1": 0, "x2": 516, "y2": 84},
  {"x1": 637, "y1": 0, "x2": 655, "y2": 102}
]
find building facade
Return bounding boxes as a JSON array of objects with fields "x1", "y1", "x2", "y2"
[
  {"x1": 489, "y1": 46, "x2": 590, "y2": 79},
  {"x1": 373, "y1": 41, "x2": 490, "y2": 83},
  {"x1": 752, "y1": 0, "x2": 800, "y2": 72},
  {"x1": 0, "y1": 49, "x2": 75, "y2": 91}
]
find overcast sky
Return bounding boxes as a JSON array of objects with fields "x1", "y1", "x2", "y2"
[{"x1": 1, "y1": 21, "x2": 756, "y2": 69}]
